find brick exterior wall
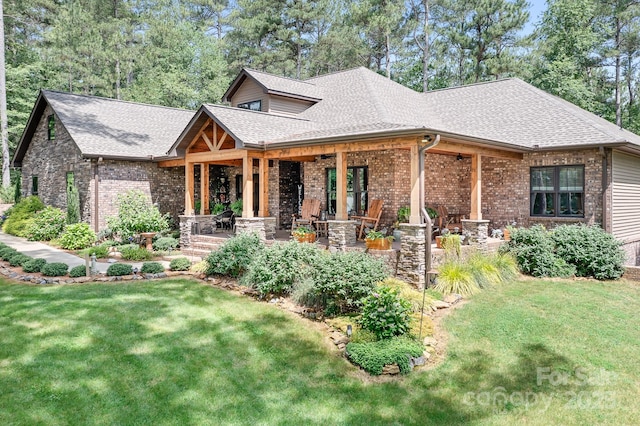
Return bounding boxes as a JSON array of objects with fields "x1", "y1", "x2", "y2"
[{"x1": 20, "y1": 104, "x2": 185, "y2": 232}]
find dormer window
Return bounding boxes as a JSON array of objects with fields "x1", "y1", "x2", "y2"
[
  {"x1": 47, "y1": 114, "x2": 56, "y2": 140},
  {"x1": 237, "y1": 100, "x2": 262, "y2": 111}
]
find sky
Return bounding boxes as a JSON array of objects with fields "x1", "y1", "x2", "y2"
[{"x1": 525, "y1": 0, "x2": 547, "y2": 35}]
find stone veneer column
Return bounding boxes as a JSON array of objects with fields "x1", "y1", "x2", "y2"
[
  {"x1": 234, "y1": 217, "x2": 276, "y2": 241},
  {"x1": 179, "y1": 215, "x2": 196, "y2": 248},
  {"x1": 397, "y1": 223, "x2": 427, "y2": 289},
  {"x1": 462, "y1": 219, "x2": 490, "y2": 248},
  {"x1": 328, "y1": 220, "x2": 357, "y2": 251}
]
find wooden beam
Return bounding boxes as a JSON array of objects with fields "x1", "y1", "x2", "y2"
[
  {"x1": 409, "y1": 145, "x2": 421, "y2": 224},
  {"x1": 262, "y1": 136, "x2": 419, "y2": 159},
  {"x1": 429, "y1": 140, "x2": 522, "y2": 160},
  {"x1": 335, "y1": 151, "x2": 348, "y2": 220},
  {"x1": 187, "y1": 119, "x2": 212, "y2": 151},
  {"x1": 158, "y1": 158, "x2": 185, "y2": 168},
  {"x1": 242, "y1": 152, "x2": 254, "y2": 218},
  {"x1": 278, "y1": 155, "x2": 317, "y2": 162},
  {"x1": 216, "y1": 131, "x2": 229, "y2": 150},
  {"x1": 201, "y1": 132, "x2": 215, "y2": 152},
  {"x1": 258, "y1": 158, "x2": 269, "y2": 217},
  {"x1": 185, "y1": 162, "x2": 194, "y2": 215},
  {"x1": 200, "y1": 163, "x2": 209, "y2": 215},
  {"x1": 470, "y1": 154, "x2": 482, "y2": 220},
  {"x1": 185, "y1": 149, "x2": 249, "y2": 163}
]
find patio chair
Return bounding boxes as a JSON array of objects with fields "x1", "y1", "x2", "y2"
[
  {"x1": 436, "y1": 205, "x2": 464, "y2": 233},
  {"x1": 292, "y1": 198, "x2": 321, "y2": 231},
  {"x1": 352, "y1": 199, "x2": 384, "y2": 240},
  {"x1": 213, "y1": 210, "x2": 234, "y2": 232}
]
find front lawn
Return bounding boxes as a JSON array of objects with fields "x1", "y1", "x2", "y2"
[{"x1": 0, "y1": 278, "x2": 638, "y2": 425}]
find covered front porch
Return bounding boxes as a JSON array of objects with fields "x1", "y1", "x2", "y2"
[{"x1": 164, "y1": 114, "x2": 523, "y2": 287}]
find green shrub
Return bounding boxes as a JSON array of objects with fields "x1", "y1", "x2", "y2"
[
  {"x1": 551, "y1": 224, "x2": 625, "y2": 280},
  {"x1": 120, "y1": 245, "x2": 153, "y2": 261},
  {"x1": 2, "y1": 196, "x2": 45, "y2": 237},
  {"x1": 359, "y1": 286, "x2": 412, "y2": 340},
  {"x1": 434, "y1": 261, "x2": 480, "y2": 296},
  {"x1": 141, "y1": 262, "x2": 164, "y2": 274},
  {"x1": 309, "y1": 251, "x2": 389, "y2": 314},
  {"x1": 22, "y1": 258, "x2": 47, "y2": 273},
  {"x1": 205, "y1": 233, "x2": 264, "y2": 277},
  {"x1": 41, "y1": 262, "x2": 69, "y2": 277},
  {"x1": 59, "y1": 223, "x2": 97, "y2": 250},
  {"x1": 78, "y1": 244, "x2": 110, "y2": 259},
  {"x1": 152, "y1": 237, "x2": 179, "y2": 252},
  {"x1": 467, "y1": 252, "x2": 503, "y2": 289},
  {"x1": 106, "y1": 263, "x2": 133, "y2": 276},
  {"x1": 66, "y1": 186, "x2": 80, "y2": 224},
  {"x1": 500, "y1": 225, "x2": 575, "y2": 278},
  {"x1": 169, "y1": 257, "x2": 192, "y2": 271},
  {"x1": 9, "y1": 253, "x2": 32, "y2": 267},
  {"x1": 242, "y1": 241, "x2": 325, "y2": 295},
  {"x1": 69, "y1": 265, "x2": 88, "y2": 278},
  {"x1": 25, "y1": 206, "x2": 67, "y2": 241},
  {"x1": 0, "y1": 247, "x2": 18, "y2": 261},
  {"x1": 105, "y1": 190, "x2": 170, "y2": 240},
  {"x1": 0, "y1": 185, "x2": 15, "y2": 204},
  {"x1": 346, "y1": 336, "x2": 424, "y2": 375}
]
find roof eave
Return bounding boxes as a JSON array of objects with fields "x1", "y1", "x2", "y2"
[{"x1": 266, "y1": 90, "x2": 321, "y2": 103}]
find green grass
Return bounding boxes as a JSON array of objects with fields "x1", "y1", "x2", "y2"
[{"x1": 0, "y1": 277, "x2": 639, "y2": 425}]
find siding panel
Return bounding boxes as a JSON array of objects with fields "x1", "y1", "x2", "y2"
[
  {"x1": 612, "y1": 151, "x2": 640, "y2": 241},
  {"x1": 230, "y1": 79, "x2": 267, "y2": 111},
  {"x1": 269, "y1": 95, "x2": 312, "y2": 116}
]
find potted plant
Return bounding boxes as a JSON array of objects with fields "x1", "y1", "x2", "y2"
[
  {"x1": 230, "y1": 199, "x2": 243, "y2": 216},
  {"x1": 292, "y1": 226, "x2": 316, "y2": 243},
  {"x1": 365, "y1": 230, "x2": 394, "y2": 250}
]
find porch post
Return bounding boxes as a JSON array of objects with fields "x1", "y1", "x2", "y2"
[
  {"x1": 258, "y1": 157, "x2": 269, "y2": 217},
  {"x1": 200, "y1": 163, "x2": 209, "y2": 215},
  {"x1": 335, "y1": 151, "x2": 348, "y2": 220},
  {"x1": 409, "y1": 145, "x2": 422, "y2": 224},
  {"x1": 242, "y1": 153, "x2": 254, "y2": 218},
  {"x1": 470, "y1": 154, "x2": 482, "y2": 220},
  {"x1": 185, "y1": 161, "x2": 194, "y2": 215}
]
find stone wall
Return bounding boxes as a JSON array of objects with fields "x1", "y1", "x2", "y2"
[{"x1": 20, "y1": 104, "x2": 92, "y2": 220}]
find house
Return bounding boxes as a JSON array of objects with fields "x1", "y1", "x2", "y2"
[
  {"x1": 166, "y1": 67, "x2": 640, "y2": 284},
  {"x1": 12, "y1": 90, "x2": 194, "y2": 232}
]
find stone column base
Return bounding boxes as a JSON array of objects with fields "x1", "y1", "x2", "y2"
[
  {"x1": 397, "y1": 223, "x2": 427, "y2": 289},
  {"x1": 462, "y1": 219, "x2": 490, "y2": 248},
  {"x1": 179, "y1": 215, "x2": 196, "y2": 248},
  {"x1": 234, "y1": 217, "x2": 276, "y2": 241},
  {"x1": 328, "y1": 220, "x2": 357, "y2": 252}
]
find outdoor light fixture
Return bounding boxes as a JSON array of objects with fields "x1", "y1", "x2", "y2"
[
  {"x1": 133, "y1": 267, "x2": 138, "y2": 276},
  {"x1": 456, "y1": 153, "x2": 463, "y2": 161},
  {"x1": 346, "y1": 324, "x2": 353, "y2": 338}
]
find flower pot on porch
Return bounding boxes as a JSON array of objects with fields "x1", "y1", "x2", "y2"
[
  {"x1": 294, "y1": 233, "x2": 316, "y2": 243},
  {"x1": 435, "y1": 236, "x2": 443, "y2": 249},
  {"x1": 365, "y1": 238, "x2": 392, "y2": 250},
  {"x1": 503, "y1": 229, "x2": 510, "y2": 241}
]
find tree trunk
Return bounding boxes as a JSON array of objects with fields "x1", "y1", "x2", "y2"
[
  {"x1": 615, "y1": 17, "x2": 622, "y2": 127},
  {"x1": 422, "y1": 0, "x2": 430, "y2": 92},
  {"x1": 0, "y1": 0, "x2": 10, "y2": 188},
  {"x1": 385, "y1": 33, "x2": 391, "y2": 78}
]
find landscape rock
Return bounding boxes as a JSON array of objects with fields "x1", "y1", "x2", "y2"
[
  {"x1": 423, "y1": 337, "x2": 438, "y2": 347},
  {"x1": 382, "y1": 364, "x2": 400, "y2": 375},
  {"x1": 443, "y1": 293, "x2": 463, "y2": 304},
  {"x1": 432, "y1": 300, "x2": 451, "y2": 309}
]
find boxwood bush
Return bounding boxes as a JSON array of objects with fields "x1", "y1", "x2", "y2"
[
  {"x1": 59, "y1": 223, "x2": 97, "y2": 250},
  {"x1": 242, "y1": 241, "x2": 325, "y2": 296},
  {"x1": 9, "y1": 253, "x2": 32, "y2": 267},
  {"x1": 0, "y1": 247, "x2": 18, "y2": 261},
  {"x1": 69, "y1": 265, "x2": 88, "y2": 278},
  {"x1": 169, "y1": 257, "x2": 191, "y2": 271},
  {"x1": 141, "y1": 262, "x2": 164, "y2": 274},
  {"x1": 41, "y1": 262, "x2": 69, "y2": 277},
  {"x1": 346, "y1": 337, "x2": 424, "y2": 375},
  {"x1": 25, "y1": 206, "x2": 66, "y2": 241},
  {"x1": 206, "y1": 233, "x2": 264, "y2": 277},
  {"x1": 106, "y1": 263, "x2": 133, "y2": 276},
  {"x1": 22, "y1": 258, "x2": 47, "y2": 273}
]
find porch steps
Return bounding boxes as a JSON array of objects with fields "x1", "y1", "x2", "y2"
[{"x1": 182, "y1": 235, "x2": 227, "y2": 259}]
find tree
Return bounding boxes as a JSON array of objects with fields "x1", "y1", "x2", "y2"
[{"x1": 1, "y1": 0, "x2": 10, "y2": 188}]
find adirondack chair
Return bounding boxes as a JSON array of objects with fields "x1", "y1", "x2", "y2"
[
  {"x1": 352, "y1": 199, "x2": 384, "y2": 240},
  {"x1": 292, "y1": 198, "x2": 321, "y2": 231},
  {"x1": 437, "y1": 205, "x2": 464, "y2": 233}
]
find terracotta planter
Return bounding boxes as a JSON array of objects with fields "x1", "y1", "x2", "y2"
[
  {"x1": 365, "y1": 238, "x2": 392, "y2": 250},
  {"x1": 503, "y1": 229, "x2": 510, "y2": 241},
  {"x1": 294, "y1": 233, "x2": 316, "y2": 243},
  {"x1": 435, "y1": 236, "x2": 443, "y2": 249}
]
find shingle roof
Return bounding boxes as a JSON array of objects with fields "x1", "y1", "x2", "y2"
[
  {"x1": 424, "y1": 78, "x2": 640, "y2": 149},
  {"x1": 244, "y1": 69, "x2": 323, "y2": 101},
  {"x1": 13, "y1": 90, "x2": 195, "y2": 166}
]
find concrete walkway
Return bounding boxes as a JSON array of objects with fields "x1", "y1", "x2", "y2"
[{"x1": 0, "y1": 232, "x2": 170, "y2": 274}]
